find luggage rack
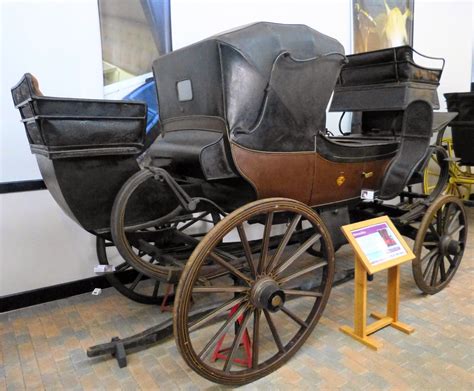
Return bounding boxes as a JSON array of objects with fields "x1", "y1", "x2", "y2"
[{"x1": 330, "y1": 46, "x2": 445, "y2": 111}]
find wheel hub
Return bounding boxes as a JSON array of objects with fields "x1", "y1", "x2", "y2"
[
  {"x1": 250, "y1": 277, "x2": 285, "y2": 312},
  {"x1": 439, "y1": 235, "x2": 461, "y2": 256}
]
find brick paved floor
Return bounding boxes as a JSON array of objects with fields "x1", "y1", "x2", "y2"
[{"x1": 1, "y1": 208, "x2": 473, "y2": 390}]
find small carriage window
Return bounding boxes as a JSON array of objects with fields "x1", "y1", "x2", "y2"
[{"x1": 177, "y1": 80, "x2": 193, "y2": 101}]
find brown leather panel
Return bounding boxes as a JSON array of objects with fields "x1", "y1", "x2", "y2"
[
  {"x1": 311, "y1": 154, "x2": 362, "y2": 205},
  {"x1": 231, "y1": 143, "x2": 392, "y2": 207},
  {"x1": 230, "y1": 143, "x2": 314, "y2": 204},
  {"x1": 310, "y1": 154, "x2": 391, "y2": 206}
]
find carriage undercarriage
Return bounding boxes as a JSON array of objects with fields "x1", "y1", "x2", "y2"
[{"x1": 84, "y1": 160, "x2": 466, "y2": 384}]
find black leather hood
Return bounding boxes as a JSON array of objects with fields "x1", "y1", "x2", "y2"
[{"x1": 153, "y1": 22, "x2": 346, "y2": 152}]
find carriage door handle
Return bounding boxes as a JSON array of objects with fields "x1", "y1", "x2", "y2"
[{"x1": 361, "y1": 171, "x2": 373, "y2": 178}]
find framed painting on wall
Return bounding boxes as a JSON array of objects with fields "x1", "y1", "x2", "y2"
[{"x1": 352, "y1": 0, "x2": 414, "y2": 53}]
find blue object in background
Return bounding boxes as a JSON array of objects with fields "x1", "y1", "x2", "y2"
[{"x1": 124, "y1": 78, "x2": 159, "y2": 133}]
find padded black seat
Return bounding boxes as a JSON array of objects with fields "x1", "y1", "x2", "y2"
[
  {"x1": 148, "y1": 130, "x2": 221, "y2": 176},
  {"x1": 316, "y1": 131, "x2": 399, "y2": 162}
]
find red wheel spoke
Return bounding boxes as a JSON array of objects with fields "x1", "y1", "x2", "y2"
[
  {"x1": 265, "y1": 214, "x2": 302, "y2": 274},
  {"x1": 237, "y1": 224, "x2": 256, "y2": 278},
  {"x1": 258, "y1": 212, "x2": 274, "y2": 274},
  {"x1": 198, "y1": 303, "x2": 248, "y2": 360},
  {"x1": 274, "y1": 233, "x2": 321, "y2": 276}
]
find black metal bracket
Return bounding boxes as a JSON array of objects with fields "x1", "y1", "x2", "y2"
[
  {"x1": 148, "y1": 166, "x2": 198, "y2": 212},
  {"x1": 147, "y1": 166, "x2": 227, "y2": 217}
]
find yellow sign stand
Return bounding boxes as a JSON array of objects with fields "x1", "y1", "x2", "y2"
[{"x1": 339, "y1": 216, "x2": 415, "y2": 350}]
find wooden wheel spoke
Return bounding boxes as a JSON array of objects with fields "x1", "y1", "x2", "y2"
[
  {"x1": 129, "y1": 273, "x2": 144, "y2": 291},
  {"x1": 436, "y1": 212, "x2": 443, "y2": 235},
  {"x1": 115, "y1": 261, "x2": 130, "y2": 272},
  {"x1": 223, "y1": 309, "x2": 253, "y2": 373},
  {"x1": 274, "y1": 233, "x2": 321, "y2": 276},
  {"x1": 449, "y1": 224, "x2": 464, "y2": 238},
  {"x1": 428, "y1": 224, "x2": 440, "y2": 240},
  {"x1": 208, "y1": 251, "x2": 252, "y2": 285},
  {"x1": 236, "y1": 224, "x2": 257, "y2": 278},
  {"x1": 439, "y1": 257, "x2": 447, "y2": 282},
  {"x1": 192, "y1": 286, "x2": 249, "y2": 294},
  {"x1": 258, "y1": 212, "x2": 274, "y2": 274},
  {"x1": 422, "y1": 255, "x2": 437, "y2": 280},
  {"x1": 189, "y1": 296, "x2": 246, "y2": 333},
  {"x1": 265, "y1": 214, "x2": 302, "y2": 274},
  {"x1": 252, "y1": 309, "x2": 261, "y2": 368},
  {"x1": 430, "y1": 255, "x2": 441, "y2": 286},
  {"x1": 446, "y1": 254, "x2": 456, "y2": 267},
  {"x1": 198, "y1": 303, "x2": 248, "y2": 360},
  {"x1": 263, "y1": 310, "x2": 285, "y2": 353},
  {"x1": 446, "y1": 209, "x2": 460, "y2": 232},
  {"x1": 423, "y1": 241, "x2": 438, "y2": 247},
  {"x1": 280, "y1": 306, "x2": 308, "y2": 328},
  {"x1": 421, "y1": 247, "x2": 438, "y2": 263},
  {"x1": 282, "y1": 289, "x2": 322, "y2": 298},
  {"x1": 174, "y1": 199, "x2": 335, "y2": 383},
  {"x1": 278, "y1": 261, "x2": 327, "y2": 285},
  {"x1": 152, "y1": 281, "x2": 160, "y2": 298}
]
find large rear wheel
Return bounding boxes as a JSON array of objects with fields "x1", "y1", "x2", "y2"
[{"x1": 174, "y1": 198, "x2": 335, "y2": 385}]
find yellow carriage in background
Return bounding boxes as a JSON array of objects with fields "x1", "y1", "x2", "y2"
[{"x1": 424, "y1": 92, "x2": 474, "y2": 204}]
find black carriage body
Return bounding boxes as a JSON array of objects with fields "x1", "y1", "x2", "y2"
[
  {"x1": 12, "y1": 22, "x2": 443, "y2": 237},
  {"x1": 11, "y1": 74, "x2": 147, "y2": 232}
]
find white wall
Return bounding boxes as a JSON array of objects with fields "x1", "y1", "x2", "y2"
[
  {"x1": 413, "y1": 0, "x2": 473, "y2": 108},
  {"x1": 0, "y1": 0, "x2": 103, "y2": 183},
  {"x1": 0, "y1": 191, "x2": 96, "y2": 296},
  {"x1": 171, "y1": 0, "x2": 352, "y2": 132},
  {"x1": 0, "y1": 0, "x2": 103, "y2": 296},
  {"x1": 0, "y1": 0, "x2": 472, "y2": 297}
]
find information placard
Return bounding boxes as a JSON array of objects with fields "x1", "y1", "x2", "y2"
[
  {"x1": 342, "y1": 216, "x2": 414, "y2": 274},
  {"x1": 340, "y1": 215, "x2": 415, "y2": 350}
]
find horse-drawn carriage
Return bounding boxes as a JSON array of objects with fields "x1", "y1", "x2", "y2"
[{"x1": 12, "y1": 22, "x2": 468, "y2": 385}]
